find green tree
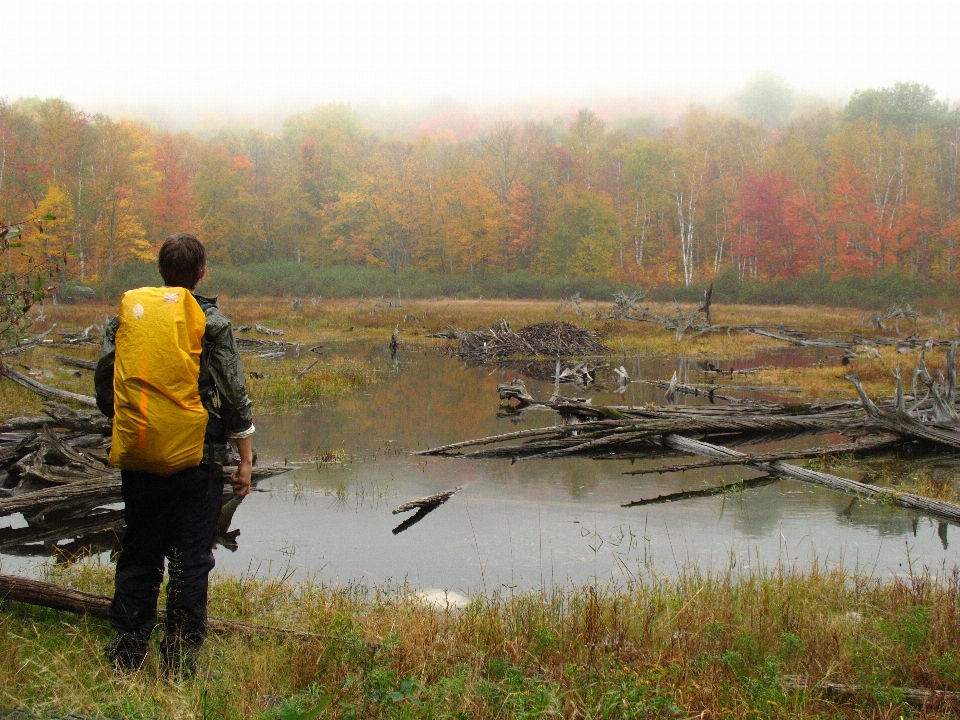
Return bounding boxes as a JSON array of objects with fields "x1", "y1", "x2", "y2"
[{"x1": 738, "y1": 71, "x2": 794, "y2": 127}]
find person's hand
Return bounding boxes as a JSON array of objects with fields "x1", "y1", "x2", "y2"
[{"x1": 231, "y1": 459, "x2": 252, "y2": 497}]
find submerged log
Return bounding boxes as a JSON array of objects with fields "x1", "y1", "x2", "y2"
[
  {"x1": 661, "y1": 434, "x2": 960, "y2": 524},
  {"x1": 622, "y1": 476, "x2": 779, "y2": 507},
  {"x1": 622, "y1": 435, "x2": 904, "y2": 476}
]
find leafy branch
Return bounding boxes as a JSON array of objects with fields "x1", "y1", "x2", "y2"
[{"x1": 0, "y1": 214, "x2": 66, "y2": 342}]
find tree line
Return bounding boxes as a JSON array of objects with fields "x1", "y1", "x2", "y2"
[{"x1": 2, "y1": 82, "x2": 959, "y2": 289}]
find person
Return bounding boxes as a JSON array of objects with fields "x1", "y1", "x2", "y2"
[{"x1": 95, "y1": 233, "x2": 254, "y2": 674}]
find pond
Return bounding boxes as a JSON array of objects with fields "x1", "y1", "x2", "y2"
[
  {"x1": 226, "y1": 340, "x2": 960, "y2": 590},
  {"x1": 3, "y1": 340, "x2": 959, "y2": 591}
]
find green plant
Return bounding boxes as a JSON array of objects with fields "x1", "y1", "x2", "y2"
[{"x1": 0, "y1": 215, "x2": 65, "y2": 342}]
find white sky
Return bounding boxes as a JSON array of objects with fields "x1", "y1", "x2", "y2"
[{"x1": 5, "y1": 0, "x2": 960, "y2": 117}]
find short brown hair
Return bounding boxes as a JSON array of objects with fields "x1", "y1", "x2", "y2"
[{"x1": 158, "y1": 233, "x2": 206, "y2": 289}]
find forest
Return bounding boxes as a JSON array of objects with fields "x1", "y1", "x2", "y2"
[{"x1": 2, "y1": 81, "x2": 960, "y2": 293}]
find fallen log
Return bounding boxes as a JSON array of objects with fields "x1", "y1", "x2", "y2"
[
  {"x1": 0, "y1": 404, "x2": 111, "y2": 434},
  {"x1": 0, "y1": 363, "x2": 97, "y2": 408},
  {"x1": 848, "y1": 374, "x2": 960, "y2": 453},
  {"x1": 294, "y1": 357, "x2": 322, "y2": 382},
  {"x1": 0, "y1": 572, "x2": 328, "y2": 642},
  {"x1": 622, "y1": 435, "x2": 904, "y2": 476},
  {"x1": 0, "y1": 464, "x2": 294, "y2": 519},
  {"x1": 0, "y1": 508, "x2": 126, "y2": 551},
  {"x1": 645, "y1": 376, "x2": 745, "y2": 404},
  {"x1": 53, "y1": 354, "x2": 97, "y2": 371},
  {"x1": 779, "y1": 675, "x2": 960, "y2": 707},
  {"x1": 255, "y1": 322, "x2": 285, "y2": 337},
  {"x1": 622, "y1": 476, "x2": 779, "y2": 507},
  {"x1": 0, "y1": 327, "x2": 57, "y2": 358}
]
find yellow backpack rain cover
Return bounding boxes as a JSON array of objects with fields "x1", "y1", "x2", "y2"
[{"x1": 108, "y1": 287, "x2": 208, "y2": 475}]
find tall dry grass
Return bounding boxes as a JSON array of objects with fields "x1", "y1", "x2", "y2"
[{"x1": 2, "y1": 559, "x2": 960, "y2": 718}]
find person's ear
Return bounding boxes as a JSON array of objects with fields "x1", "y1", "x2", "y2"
[{"x1": 200, "y1": 265, "x2": 207, "y2": 281}]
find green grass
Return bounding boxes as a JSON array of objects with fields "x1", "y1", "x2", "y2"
[
  {"x1": 92, "y1": 262, "x2": 960, "y2": 311},
  {"x1": 4, "y1": 560, "x2": 960, "y2": 718}
]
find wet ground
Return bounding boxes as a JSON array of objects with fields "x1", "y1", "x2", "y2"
[{"x1": 3, "y1": 340, "x2": 959, "y2": 591}]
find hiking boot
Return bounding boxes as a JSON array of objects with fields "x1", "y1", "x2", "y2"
[
  {"x1": 160, "y1": 636, "x2": 201, "y2": 680},
  {"x1": 105, "y1": 634, "x2": 149, "y2": 672}
]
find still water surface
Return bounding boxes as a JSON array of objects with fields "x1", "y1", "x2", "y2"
[
  {"x1": 2, "y1": 341, "x2": 956, "y2": 590},
  {"x1": 212, "y1": 341, "x2": 960, "y2": 591}
]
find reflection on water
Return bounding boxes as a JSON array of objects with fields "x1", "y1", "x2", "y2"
[{"x1": 3, "y1": 340, "x2": 959, "y2": 589}]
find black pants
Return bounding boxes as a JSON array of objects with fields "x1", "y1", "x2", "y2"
[{"x1": 109, "y1": 463, "x2": 223, "y2": 650}]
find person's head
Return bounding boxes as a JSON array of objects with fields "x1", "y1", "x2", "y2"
[{"x1": 158, "y1": 233, "x2": 206, "y2": 290}]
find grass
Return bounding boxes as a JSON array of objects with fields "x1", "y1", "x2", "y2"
[
  {"x1": 3, "y1": 559, "x2": 960, "y2": 718},
  {"x1": 4, "y1": 295, "x2": 953, "y2": 415}
]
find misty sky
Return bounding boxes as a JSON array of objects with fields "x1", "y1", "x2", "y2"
[{"x1": 6, "y1": 0, "x2": 960, "y2": 116}]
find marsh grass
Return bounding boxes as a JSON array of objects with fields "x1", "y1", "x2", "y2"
[
  {"x1": 1, "y1": 296, "x2": 953, "y2": 416},
  {"x1": 3, "y1": 559, "x2": 960, "y2": 718},
  {"x1": 244, "y1": 356, "x2": 374, "y2": 411}
]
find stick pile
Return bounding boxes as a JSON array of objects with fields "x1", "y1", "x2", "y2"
[{"x1": 459, "y1": 320, "x2": 608, "y2": 361}]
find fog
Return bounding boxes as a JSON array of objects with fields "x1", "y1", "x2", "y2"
[{"x1": 6, "y1": 0, "x2": 960, "y2": 130}]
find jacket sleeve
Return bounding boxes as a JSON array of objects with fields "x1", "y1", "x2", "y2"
[
  {"x1": 94, "y1": 317, "x2": 119, "y2": 418},
  {"x1": 206, "y1": 315, "x2": 254, "y2": 438}
]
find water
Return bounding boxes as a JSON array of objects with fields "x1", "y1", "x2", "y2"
[
  {"x1": 228, "y1": 341, "x2": 960, "y2": 589},
  {"x1": 3, "y1": 340, "x2": 958, "y2": 590}
]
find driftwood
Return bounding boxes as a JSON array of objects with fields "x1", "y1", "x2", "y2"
[
  {"x1": 391, "y1": 488, "x2": 460, "y2": 535},
  {"x1": 416, "y1": 398, "x2": 872, "y2": 459},
  {"x1": 0, "y1": 363, "x2": 97, "y2": 407},
  {"x1": 393, "y1": 488, "x2": 460, "y2": 515},
  {"x1": 497, "y1": 379, "x2": 538, "y2": 408},
  {"x1": 254, "y1": 322, "x2": 285, "y2": 336},
  {"x1": 0, "y1": 572, "x2": 328, "y2": 642}
]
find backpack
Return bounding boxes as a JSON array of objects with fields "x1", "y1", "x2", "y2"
[{"x1": 108, "y1": 287, "x2": 209, "y2": 476}]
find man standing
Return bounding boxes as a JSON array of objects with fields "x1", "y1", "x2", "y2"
[{"x1": 95, "y1": 233, "x2": 254, "y2": 675}]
